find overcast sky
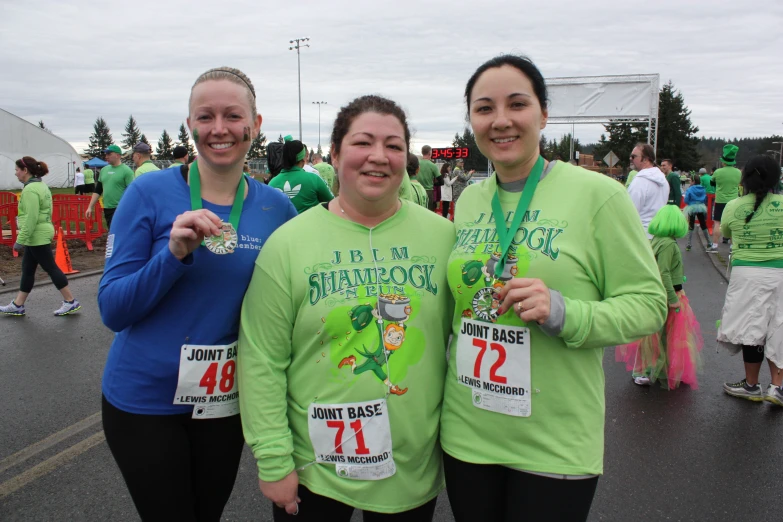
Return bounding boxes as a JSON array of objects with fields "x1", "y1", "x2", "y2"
[{"x1": 2, "y1": 0, "x2": 781, "y2": 155}]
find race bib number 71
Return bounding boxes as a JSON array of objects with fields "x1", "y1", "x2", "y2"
[{"x1": 456, "y1": 319, "x2": 531, "y2": 417}]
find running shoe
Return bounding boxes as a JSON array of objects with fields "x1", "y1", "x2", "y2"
[
  {"x1": 723, "y1": 378, "x2": 764, "y2": 401},
  {"x1": 0, "y1": 301, "x2": 25, "y2": 316},
  {"x1": 53, "y1": 300, "x2": 81, "y2": 316},
  {"x1": 633, "y1": 376, "x2": 652, "y2": 386},
  {"x1": 707, "y1": 244, "x2": 719, "y2": 253},
  {"x1": 764, "y1": 384, "x2": 783, "y2": 407}
]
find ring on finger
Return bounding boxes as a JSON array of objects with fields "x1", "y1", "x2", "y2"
[{"x1": 516, "y1": 302, "x2": 525, "y2": 313}]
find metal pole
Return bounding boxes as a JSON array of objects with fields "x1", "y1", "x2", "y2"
[
  {"x1": 312, "y1": 101, "x2": 327, "y2": 150},
  {"x1": 289, "y1": 38, "x2": 310, "y2": 142}
]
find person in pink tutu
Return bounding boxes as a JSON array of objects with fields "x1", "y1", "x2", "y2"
[{"x1": 617, "y1": 205, "x2": 703, "y2": 388}]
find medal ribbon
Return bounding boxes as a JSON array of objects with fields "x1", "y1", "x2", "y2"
[
  {"x1": 489, "y1": 156, "x2": 545, "y2": 279},
  {"x1": 188, "y1": 160, "x2": 246, "y2": 245}
]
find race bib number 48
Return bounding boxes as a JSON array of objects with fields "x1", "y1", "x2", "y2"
[
  {"x1": 308, "y1": 399, "x2": 396, "y2": 481},
  {"x1": 456, "y1": 319, "x2": 531, "y2": 417},
  {"x1": 173, "y1": 342, "x2": 239, "y2": 419}
]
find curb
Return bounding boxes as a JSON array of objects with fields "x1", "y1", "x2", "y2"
[
  {"x1": 697, "y1": 228, "x2": 729, "y2": 283},
  {"x1": 0, "y1": 268, "x2": 104, "y2": 296}
]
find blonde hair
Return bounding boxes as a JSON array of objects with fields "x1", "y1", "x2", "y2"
[{"x1": 189, "y1": 67, "x2": 257, "y2": 118}]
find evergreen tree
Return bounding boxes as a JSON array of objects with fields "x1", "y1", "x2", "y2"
[
  {"x1": 156, "y1": 130, "x2": 175, "y2": 159},
  {"x1": 247, "y1": 132, "x2": 268, "y2": 159},
  {"x1": 140, "y1": 134, "x2": 151, "y2": 147},
  {"x1": 121, "y1": 115, "x2": 142, "y2": 152},
  {"x1": 594, "y1": 121, "x2": 648, "y2": 170},
  {"x1": 278, "y1": 134, "x2": 285, "y2": 143},
  {"x1": 656, "y1": 81, "x2": 700, "y2": 171},
  {"x1": 177, "y1": 123, "x2": 196, "y2": 157},
  {"x1": 85, "y1": 117, "x2": 113, "y2": 156},
  {"x1": 451, "y1": 128, "x2": 488, "y2": 171}
]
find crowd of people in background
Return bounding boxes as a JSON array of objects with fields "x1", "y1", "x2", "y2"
[{"x1": 3, "y1": 53, "x2": 783, "y2": 522}]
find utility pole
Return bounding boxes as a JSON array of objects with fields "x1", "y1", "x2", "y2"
[
  {"x1": 289, "y1": 37, "x2": 310, "y2": 141},
  {"x1": 312, "y1": 101, "x2": 327, "y2": 150}
]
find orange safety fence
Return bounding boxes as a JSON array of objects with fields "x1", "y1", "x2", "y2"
[
  {"x1": 0, "y1": 191, "x2": 18, "y2": 205},
  {"x1": 52, "y1": 195, "x2": 105, "y2": 251},
  {"x1": 0, "y1": 203, "x2": 20, "y2": 258}
]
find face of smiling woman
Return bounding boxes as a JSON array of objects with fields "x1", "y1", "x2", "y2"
[
  {"x1": 331, "y1": 111, "x2": 408, "y2": 213},
  {"x1": 188, "y1": 79, "x2": 262, "y2": 172},
  {"x1": 469, "y1": 65, "x2": 548, "y2": 179}
]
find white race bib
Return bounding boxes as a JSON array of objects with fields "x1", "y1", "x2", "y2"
[
  {"x1": 308, "y1": 399, "x2": 396, "y2": 481},
  {"x1": 456, "y1": 319, "x2": 531, "y2": 417},
  {"x1": 173, "y1": 342, "x2": 239, "y2": 419}
]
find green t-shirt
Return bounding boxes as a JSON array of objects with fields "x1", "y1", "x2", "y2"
[
  {"x1": 721, "y1": 193, "x2": 783, "y2": 267},
  {"x1": 409, "y1": 178, "x2": 428, "y2": 208},
  {"x1": 238, "y1": 202, "x2": 455, "y2": 512},
  {"x1": 314, "y1": 162, "x2": 337, "y2": 192},
  {"x1": 700, "y1": 174, "x2": 714, "y2": 194},
  {"x1": 269, "y1": 166, "x2": 334, "y2": 213},
  {"x1": 83, "y1": 168, "x2": 95, "y2": 184},
  {"x1": 417, "y1": 159, "x2": 439, "y2": 190},
  {"x1": 625, "y1": 170, "x2": 638, "y2": 188},
  {"x1": 398, "y1": 172, "x2": 415, "y2": 203},
  {"x1": 441, "y1": 162, "x2": 667, "y2": 476},
  {"x1": 134, "y1": 160, "x2": 160, "y2": 178},
  {"x1": 651, "y1": 236, "x2": 683, "y2": 305},
  {"x1": 17, "y1": 180, "x2": 55, "y2": 246},
  {"x1": 98, "y1": 163, "x2": 135, "y2": 209},
  {"x1": 713, "y1": 166, "x2": 742, "y2": 204}
]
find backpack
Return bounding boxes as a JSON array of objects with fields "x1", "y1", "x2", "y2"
[{"x1": 266, "y1": 142, "x2": 285, "y2": 178}]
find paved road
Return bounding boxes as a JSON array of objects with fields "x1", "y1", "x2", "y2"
[{"x1": 1, "y1": 238, "x2": 781, "y2": 521}]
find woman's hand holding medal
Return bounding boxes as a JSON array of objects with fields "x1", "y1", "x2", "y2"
[
  {"x1": 169, "y1": 208, "x2": 223, "y2": 260},
  {"x1": 497, "y1": 278, "x2": 551, "y2": 324}
]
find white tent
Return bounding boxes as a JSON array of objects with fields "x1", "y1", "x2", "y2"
[{"x1": 0, "y1": 108, "x2": 82, "y2": 190}]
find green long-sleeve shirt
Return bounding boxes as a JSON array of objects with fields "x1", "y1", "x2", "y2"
[
  {"x1": 667, "y1": 172, "x2": 682, "y2": 206},
  {"x1": 16, "y1": 179, "x2": 55, "y2": 246},
  {"x1": 238, "y1": 201, "x2": 455, "y2": 513},
  {"x1": 651, "y1": 236, "x2": 683, "y2": 304},
  {"x1": 441, "y1": 161, "x2": 667, "y2": 476}
]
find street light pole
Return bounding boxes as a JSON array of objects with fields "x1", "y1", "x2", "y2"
[
  {"x1": 312, "y1": 101, "x2": 327, "y2": 150},
  {"x1": 289, "y1": 37, "x2": 310, "y2": 141}
]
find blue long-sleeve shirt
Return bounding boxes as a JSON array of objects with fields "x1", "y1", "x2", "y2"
[
  {"x1": 100, "y1": 167, "x2": 297, "y2": 414},
  {"x1": 684, "y1": 184, "x2": 707, "y2": 206}
]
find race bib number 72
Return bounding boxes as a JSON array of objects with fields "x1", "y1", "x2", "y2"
[{"x1": 456, "y1": 319, "x2": 531, "y2": 417}]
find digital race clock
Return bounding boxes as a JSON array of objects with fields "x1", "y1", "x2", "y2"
[{"x1": 430, "y1": 147, "x2": 470, "y2": 160}]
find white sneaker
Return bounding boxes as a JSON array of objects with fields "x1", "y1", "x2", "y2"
[
  {"x1": 53, "y1": 300, "x2": 81, "y2": 316},
  {"x1": 707, "y1": 244, "x2": 719, "y2": 253},
  {"x1": 764, "y1": 384, "x2": 783, "y2": 407},
  {"x1": 633, "y1": 376, "x2": 652, "y2": 386}
]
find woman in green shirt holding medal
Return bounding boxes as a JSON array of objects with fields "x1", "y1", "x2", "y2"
[{"x1": 440, "y1": 55, "x2": 668, "y2": 522}]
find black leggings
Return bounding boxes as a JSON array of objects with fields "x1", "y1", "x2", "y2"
[
  {"x1": 689, "y1": 212, "x2": 708, "y2": 230},
  {"x1": 20, "y1": 244, "x2": 68, "y2": 293},
  {"x1": 441, "y1": 201, "x2": 451, "y2": 218},
  {"x1": 104, "y1": 208, "x2": 116, "y2": 229},
  {"x1": 102, "y1": 396, "x2": 245, "y2": 522},
  {"x1": 742, "y1": 345, "x2": 765, "y2": 363},
  {"x1": 272, "y1": 485, "x2": 437, "y2": 522},
  {"x1": 444, "y1": 452, "x2": 598, "y2": 522}
]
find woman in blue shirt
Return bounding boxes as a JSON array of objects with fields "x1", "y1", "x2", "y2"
[{"x1": 99, "y1": 67, "x2": 296, "y2": 521}]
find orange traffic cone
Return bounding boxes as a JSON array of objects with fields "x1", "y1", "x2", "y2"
[{"x1": 55, "y1": 227, "x2": 79, "y2": 275}]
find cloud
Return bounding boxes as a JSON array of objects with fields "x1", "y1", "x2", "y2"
[{"x1": 1, "y1": 0, "x2": 781, "y2": 154}]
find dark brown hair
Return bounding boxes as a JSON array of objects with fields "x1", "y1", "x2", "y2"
[
  {"x1": 741, "y1": 155, "x2": 780, "y2": 224},
  {"x1": 16, "y1": 156, "x2": 49, "y2": 177},
  {"x1": 465, "y1": 54, "x2": 549, "y2": 115},
  {"x1": 330, "y1": 95, "x2": 410, "y2": 155},
  {"x1": 635, "y1": 143, "x2": 656, "y2": 164},
  {"x1": 406, "y1": 153, "x2": 419, "y2": 177}
]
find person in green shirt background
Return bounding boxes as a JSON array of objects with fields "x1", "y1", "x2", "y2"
[
  {"x1": 716, "y1": 155, "x2": 783, "y2": 406},
  {"x1": 709, "y1": 144, "x2": 741, "y2": 251},
  {"x1": 82, "y1": 166, "x2": 95, "y2": 193},
  {"x1": 625, "y1": 169, "x2": 638, "y2": 188},
  {"x1": 239, "y1": 95, "x2": 454, "y2": 519},
  {"x1": 417, "y1": 145, "x2": 439, "y2": 211},
  {"x1": 268, "y1": 136, "x2": 333, "y2": 213},
  {"x1": 86, "y1": 144, "x2": 135, "y2": 229},
  {"x1": 132, "y1": 142, "x2": 160, "y2": 178},
  {"x1": 699, "y1": 167, "x2": 714, "y2": 194},
  {"x1": 0, "y1": 156, "x2": 81, "y2": 317},
  {"x1": 170, "y1": 145, "x2": 189, "y2": 167},
  {"x1": 312, "y1": 152, "x2": 336, "y2": 192},
  {"x1": 661, "y1": 158, "x2": 681, "y2": 206},
  {"x1": 405, "y1": 152, "x2": 429, "y2": 207}
]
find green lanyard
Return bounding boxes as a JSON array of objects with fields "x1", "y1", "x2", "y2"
[
  {"x1": 490, "y1": 156, "x2": 545, "y2": 279},
  {"x1": 188, "y1": 160, "x2": 246, "y2": 243}
]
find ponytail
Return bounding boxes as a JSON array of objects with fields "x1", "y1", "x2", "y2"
[{"x1": 15, "y1": 156, "x2": 49, "y2": 177}]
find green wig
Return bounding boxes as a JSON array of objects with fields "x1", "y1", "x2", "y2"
[{"x1": 647, "y1": 204, "x2": 688, "y2": 238}]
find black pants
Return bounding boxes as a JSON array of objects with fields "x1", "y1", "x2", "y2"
[
  {"x1": 82, "y1": 183, "x2": 95, "y2": 194},
  {"x1": 104, "y1": 208, "x2": 116, "y2": 229},
  {"x1": 102, "y1": 396, "x2": 245, "y2": 522},
  {"x1": 689, "y1": 212, "x2": 708, "y2": 230},
  {"x1": 441, "y1": 200, "x2": 451, "y2": 218},
  {"x1": 425, "y1": 190, "x2": 435, "y2": 212},
  {"x1": 444, "y1": 452, "x2": 598, "y2": 522},
  {"x1": 273, "y1": 486, "x2": 437, "y2": 522},
  {"x1": 20, "y1": 244, "x2": 68, "y2": 293}
]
